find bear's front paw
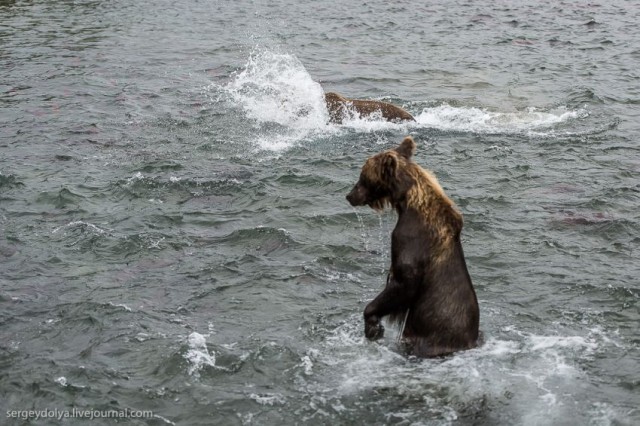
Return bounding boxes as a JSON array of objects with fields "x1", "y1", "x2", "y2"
[{"x1": 365, "y1": 320, "x2": 385, "y2": 341}]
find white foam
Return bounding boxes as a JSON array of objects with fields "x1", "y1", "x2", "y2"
[
  {"x1": 147, "y1": 236, "x2": 165, "y2": 249},
  {"x1": 527, "y1": 334, "x2": 597, "y2": 353},
  {"x1": 55, "y1": 376, "x2": 68, "y2": 387},
  {"x1": 308, "y1": 317, "x2": 612, "y2": 424},
  {"x1": 337, "y1": 108, "x2": 415, "y2": 133},
  {"x1": 126, "y1": 171, "x2": 144, "y2": 184},
  {"x1": 479, "y1": 337, "x2": 521, "y2": 356},
  {"x1": 249, "y1": 393, "x2": 286, "y2": 406},
  {"x1": 415, "y1": 104, "x2": 585, "y2": 134},
  {"x1": 185, "y1": 332, "x2": 216, "y2": 376},
  {"x1": 109, "y1": 302, "x2": 132, "y2": 312},
  {"x1": 135, "y1": 333, "x2": 150, "y2": 342},
  {"x1": 300, "y1": 355, "x2": 314, "y2": 376}
]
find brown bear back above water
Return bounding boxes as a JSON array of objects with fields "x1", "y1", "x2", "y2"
[
  {"x1": 324, "y1": 92, "x2": 415, "y2": 124},
  {"x1": 346, "y1": 136, "x2": 479, "y2": 357}
]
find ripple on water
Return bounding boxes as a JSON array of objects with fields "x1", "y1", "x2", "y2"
[
  {"x1": 218, "y1": 225, "x2": 297, "y2": 249},
  {"x1": 49, "y1": 219, "x2": 188, "y2": 264},
  {"x1": 108, "y1": 169, "x2": 257, "y2": 209},
  {"x1": 36, "y1": 188, "x2": 87, "y2": 210}
]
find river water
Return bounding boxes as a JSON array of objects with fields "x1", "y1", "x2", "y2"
[{"x1": 1, "y1": 1, "x2": 639, "y2": 425}]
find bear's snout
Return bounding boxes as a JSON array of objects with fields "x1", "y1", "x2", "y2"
[
  {"x1": 346, "y1": 191, "x2": 356, "y2": 206},
  {"x1": 346, "y1": 185, "x2": 363, "y2": 206}
]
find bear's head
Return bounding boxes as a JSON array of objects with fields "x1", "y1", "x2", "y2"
[
  {"x1": 346, "y1": 136, "x2": 417, "y2": 210},
  {"x1": 324, "y1": 92, "x2": 349, "y2": 123},
  {"x1": 324, "y1": 92, "x2": 347, "y2": 106}
]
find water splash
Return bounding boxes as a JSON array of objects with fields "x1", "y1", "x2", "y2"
[
  {"x1": 226, "y1": 50, "x2": 328, "y2": 129},
  {"x1": 303, "y1": 314, "x2": 613, "y2": 425},
  {"x1": 223, "y1": 49, "x2": 332, "y2": 151},
  {"x1": 185, "y1": 332, "x2": 216, "y2": 377}
]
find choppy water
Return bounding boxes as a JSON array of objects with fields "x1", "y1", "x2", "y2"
[{"x1": 1, "y1": 0, "x2": 639, "y2": 425}]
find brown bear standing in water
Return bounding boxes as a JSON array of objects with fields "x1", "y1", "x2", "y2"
[
  {"x1": 324, "y1": 92, "x2": 415, "y2": 124},
  {"x1": 346, "y1": 136, "x2": 479, "y2": 357}
]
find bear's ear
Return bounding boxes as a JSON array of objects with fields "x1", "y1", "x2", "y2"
[
  {"x1": 395, "y1": 136, "x2": 416, "y2": 159},
  {"x1": 380, "y1": 152, "x2": 398, "y2": 181}
]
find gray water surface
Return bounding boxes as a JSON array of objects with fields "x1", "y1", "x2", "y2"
[{"x1": 1, "y1": 1, "x2": 639, "y2": 425}]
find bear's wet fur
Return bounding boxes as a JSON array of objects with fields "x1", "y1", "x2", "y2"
[
  {"x1": 346, "y1": 136, "x2": 479, "y2": 357},
  {"x1": 324, "y1": 92, "x2": 415, "y2": 124}
]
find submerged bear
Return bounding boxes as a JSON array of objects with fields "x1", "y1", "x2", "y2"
[
  {"x1": 324, "y1": 92, "x2": 415, "y2": 124},
  {"x1": 346, "y1": 136, "x2": 480, "y2": 357}
]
